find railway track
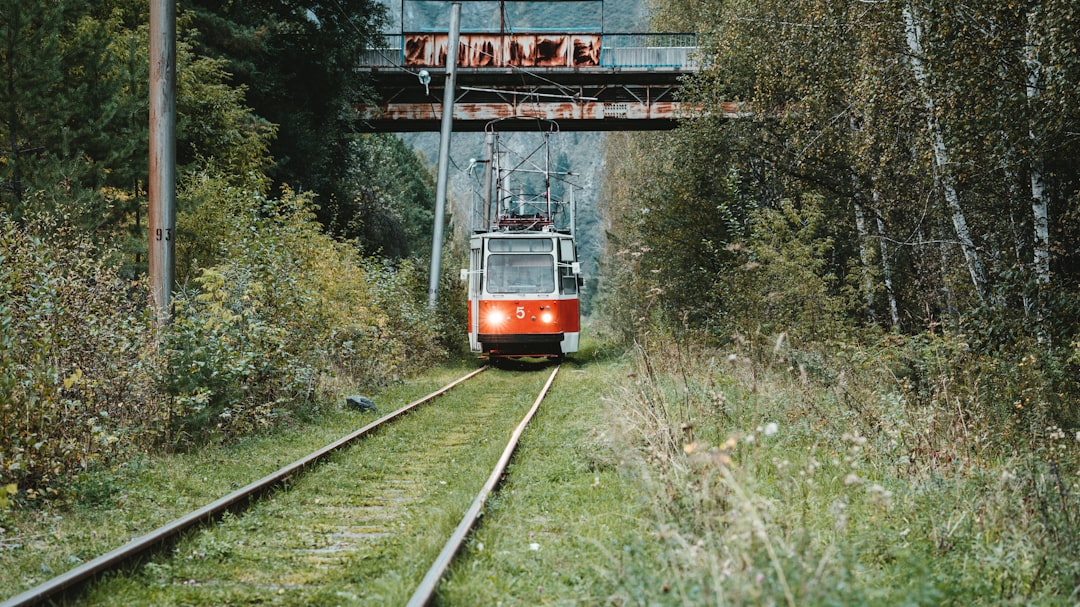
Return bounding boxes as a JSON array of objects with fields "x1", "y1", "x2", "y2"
[{"x1": 2, "y1": 364, "x2": 561, "y2": 607}]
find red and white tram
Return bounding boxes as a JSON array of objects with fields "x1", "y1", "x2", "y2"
[{"x1": 464, "y1": 119, "x2": 582, "y2": 360}]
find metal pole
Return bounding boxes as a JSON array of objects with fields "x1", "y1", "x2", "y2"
[
  {"x1": 149, "y1": 0, "x2": 176, "y2": 325},
  {"x1": 481, "y1": 132, "x2": 494, "y2": 231},
  {"x1": 544, "y1": 131, "x2": 551, "y2": 220},
  {"x1": 427, "y1": 2, "x2": 461, "y2": 308}
]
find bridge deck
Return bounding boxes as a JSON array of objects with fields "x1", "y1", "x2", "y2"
[
  {"x1": 360, "y1": 33, "x2": 698, "y2": 70},
  {"x1": 356, "y1": 32, "x2": 700, "y2": 131}
]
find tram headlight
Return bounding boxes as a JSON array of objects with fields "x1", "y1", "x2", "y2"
[
  {"x1": 540, "y1": 311, "x2": 554, "y2": 323},
  {"x1": 486, "y1": 310, "x2": 507, "y2": 326}
]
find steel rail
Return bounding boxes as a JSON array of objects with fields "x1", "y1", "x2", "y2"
[
  {"x1": 1, "y1": 366, "x2": 487, "y2": 607},
  {"x1": 406, "y1": 364, "x2": 560, "y2": 607}
]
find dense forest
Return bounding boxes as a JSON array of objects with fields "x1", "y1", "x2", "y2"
[
  {"x1": 591, "y1": 1, "x2": 1080, "y2": 601},
  {"x1": 601, "y1": 0, "x2": 1080, "y2": 424},
  {"x1": 1, "y1": 0, "x2": 446, "y2": 501}
]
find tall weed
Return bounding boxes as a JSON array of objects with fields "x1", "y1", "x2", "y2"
[{"x1": 607, "y1": 331, "x2": 1080, "y2": 604}]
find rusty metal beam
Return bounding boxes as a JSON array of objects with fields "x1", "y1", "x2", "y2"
[
  {"x1": 357, "y1": 31, "x2": 703, "y2": 132},
  {"x1": 356, "y1": 100, "x2": 746, "y2": 132}
]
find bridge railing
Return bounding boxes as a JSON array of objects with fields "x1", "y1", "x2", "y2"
[
  {"x1": 600, "y1": 33, "x2": 698, "y2": 68},
  {"x1": 360, "y1": 34, "x2": 404, "y2": 68},
  {"x1": 358, "y1": 33, "x2": 698, "y2": 70}
]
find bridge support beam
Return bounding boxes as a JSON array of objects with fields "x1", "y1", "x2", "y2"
[{"x1": 359, "y1": 100, "x2": 696, "y2": 132}]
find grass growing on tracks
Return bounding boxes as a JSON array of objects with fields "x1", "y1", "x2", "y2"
[
  {"x1": 438, "y1": 350, "x2": 663, "y2": 605},
  {"x1": 75, "y1": 363, "x2": 553, "y2": 606},
  {"x1": 439, "y1": 335, "x2": 1080, "y2": 606},
  {"x1": 0, "y1": 362, "x2": 478, "y2": 602}
]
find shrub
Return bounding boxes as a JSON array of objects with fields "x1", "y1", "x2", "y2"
[
  {"x1": 723, "y1": 195, "x2": 850, "y2": 343},
  {"x1": 160, "y1": 174, "x2": 446, "y2": 443},
  {"x1": 1, "y1": 173, "x2": 449, "y2": 495},
  {"x1": 0, "y1": 214, "x2": 156, "y2": 499}
]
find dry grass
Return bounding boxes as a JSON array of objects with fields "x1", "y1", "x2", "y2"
[{"x1": 604, "y1": 332, "x2": 1080, "y2": 605}]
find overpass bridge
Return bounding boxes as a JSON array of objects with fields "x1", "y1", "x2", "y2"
[{"x1": 356, "y1": 28, "x2": 705, "y2": 131}]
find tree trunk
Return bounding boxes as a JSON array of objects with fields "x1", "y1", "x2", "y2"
[
  {"x1": 1024, "y1": 7, "x2": 1050, "y2": 343},
  {"x1": 1024, "y1": 9, "x2": 1050, "y2": 288},
  {"x1": 872, "y1": 187, "x2": 900, "y2": 330},
  {"x1": 902, "y1": 2, "x2": 989, "y2": 302},
  {"x1": 852, "y1": 184, "x2": 878, "y2": 323}
]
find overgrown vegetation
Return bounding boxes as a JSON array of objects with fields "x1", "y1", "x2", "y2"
[
  {"x1": 0, "y1": 180, "x2": 446, "y2": 504},
  {"x1": 0, "y1": 215, "x2": 155, "y2": 502},
  {"x1": 595, "y1": 0, "x2": 1080, "y2": 602},
  {"x1": 0, "y1": 0, "x2": 449, "y2": 512},
  {"x1": 598, "y1": 0, "x2": 1080, "y2": 423},
  {"x1": 602, "y1": 0, "x2": 1080, "y2": 337},
  {"x1": 602, "y1": 335, "x2": 1080, "y2": 604}
]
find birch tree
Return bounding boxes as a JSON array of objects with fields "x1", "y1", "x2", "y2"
[
  {"x1": 901, "y1": 2, "x2": 989, "y2": 302},
  {"x1": 1024, "y1": 8, "x2": 1050, "y2": 290}
]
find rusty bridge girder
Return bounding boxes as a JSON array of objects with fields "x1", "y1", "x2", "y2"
[{"x1": 356, "y1": 32, "x2": 702, "y2": 132}]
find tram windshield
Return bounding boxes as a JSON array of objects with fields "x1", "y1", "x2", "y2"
[{"x1": 487, "y1": 254, "x2": 555, "y2": 294}]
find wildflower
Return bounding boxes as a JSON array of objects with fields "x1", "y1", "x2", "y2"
[
  {"x1": 842, "y1": 432, "x2": 867, "y2": 446},
  {"x1": 844, "y1": 473, "x2": 862, "y2": 485},
  {"x1": 763, "y1": 422, "x2": 778, "y2": 437},
  {"x1": 867, "y1": 483, "x2": 893, "y2": 507}
]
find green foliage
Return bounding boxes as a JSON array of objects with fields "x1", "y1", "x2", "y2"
[
  {"x1": 163, "y1": 173, "x2": 446, "y2": 443},
  {"x1": 337, "y1": 134, "x2": 435, "y2": 258},
  {"x1": 0, "y1": 215, "x2": 155, "y2": 499},
  {"x1": 595, "y1": 130, "x2": 746, "y2": 344},
  {"x1": 176, "y1": 46, "x2": 277, "y2": 181},
  {"x1": 730, "y1": 195, "x2": 850, "y2": 341},
  {"x1": 0, "y1": 173, "x2": 447, "y2": 492},
  {"x1": 612, "y1": 0, "x2": 1080, "y2": 345},
  {"x1": 181, "y1": 0, "x2": 387, "y2": 221},
  {"x1": 0, "y1": 0, "x2": 448, "y2": 502},
  {"x1": 0, "y1": 0, "x2": 281, "y2": 276}
]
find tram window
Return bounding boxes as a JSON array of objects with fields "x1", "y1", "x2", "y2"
[
  {"x1": 559, "y1": 239, "x2": 575, "y2": 261},
  {"x1": 488, "y1": 238, "x2": 553, "y2": 253},
  {"x1": 559, "y1": 266, "x2": 577, "y2": 294},
  {"x1": 487, "y1": 254, "x2": 555, "y2": 294}
]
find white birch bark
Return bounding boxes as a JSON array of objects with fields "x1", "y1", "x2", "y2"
[
  {"x1": 1024, "y1": 8, "x2": 1050, "y2": 288},
  {"x1": 872, "y1": 186, "x2": 900, "y2": 329},
  {"x1": 902, "y1": 2, "x2": 989, "y2": 301},
  {"x1": 851, "y1": 172, "x2": 877, "y2": 323}
]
